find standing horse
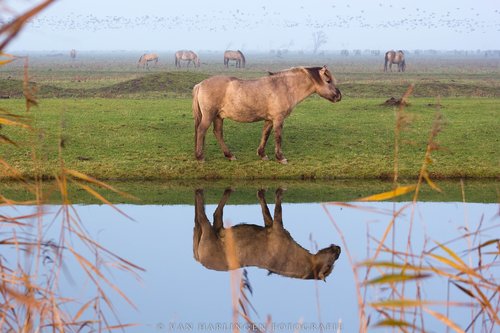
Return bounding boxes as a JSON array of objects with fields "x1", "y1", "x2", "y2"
[
  {"x1": 192, "y1": 65, "x2": 342, "y2": 164},
  {"x1": 384, "y1": 50, "x2": 406, "y2": 72},
  {"x1": 224, "y1": 50, "x2": 246, "y2": 68},
  {"x1": 175, "y1": 50, "x2": 200, "y2": 68},
  {"x1": 138, "y1": 53, "x2": 159, "y2": 69}
]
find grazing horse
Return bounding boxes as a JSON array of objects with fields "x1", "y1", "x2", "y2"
[
  {"x1": 138, "y1": 53, "x2": 159, "y2": 69},
  {"x1": 193, "y1": 188, "x2": 341, "y2": 281},
  {"x1": 192, "y1": 65, "x2": 342, "y2": 164},
  {"x1": 224, "y1": 50, "x2": 246, "y2": 68},
  {"x1": 384, "y1": 50, "x2": 406, "y2": 72},
  {"x1": 175, "y1": 50, "x2": 200, "y2": 68}
]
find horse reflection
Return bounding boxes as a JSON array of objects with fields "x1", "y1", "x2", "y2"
[{"x1": 193, "y1": 188, "x2": 341, "y2": 281}]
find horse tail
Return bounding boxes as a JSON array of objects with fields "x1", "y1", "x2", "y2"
[
  {"x1": 137, "y1": 54, "x2": 143, "y2": 67},
  {"x1": 401, "y1": 59, "x2": 406, "y2": 72},
  {"x1": 384, "y1": 52, "x2": 389, "y2": 72},
  {"x1": 192, "y1": 84, "x2": 202, "y2": 151}
]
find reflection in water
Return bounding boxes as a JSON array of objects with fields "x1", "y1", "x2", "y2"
[{"x1": 193, "y1": 188, "x2": 341, "y2": 280}]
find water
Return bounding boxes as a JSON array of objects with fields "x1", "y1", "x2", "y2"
[{"x1": 1, "y1": 188, "x2": 498, "y2": 332}]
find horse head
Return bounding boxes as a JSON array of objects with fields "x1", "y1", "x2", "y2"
[
  {"x1": 307, "y1": 65, "x2": 342, "y2": 103},
  {"x1": 311, "y1": 244, "x2": 342, "y2": 281}
]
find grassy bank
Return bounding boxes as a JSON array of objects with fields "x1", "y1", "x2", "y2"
[{"x1": 1, "y1": 96, "x2": 498, "y2": 180}]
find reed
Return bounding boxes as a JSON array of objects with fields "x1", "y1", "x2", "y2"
[
  {"x1": 1, "y1": 3, "x2": 143, "y2": 332},
  {"x1": 321, "y1": 87, "x2": 499, "y2": 332}
]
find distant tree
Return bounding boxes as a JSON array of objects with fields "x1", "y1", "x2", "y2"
[{"x1": 312, "y1": 31, "x2": 327, "y2": 54}]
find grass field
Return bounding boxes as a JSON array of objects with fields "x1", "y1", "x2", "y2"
[
  {"x1": 1, "y1": 52, "x2": 499, "y2": 182},
  {"x1": 1, "y1": 50, "x2": 499, "y2": 333}
]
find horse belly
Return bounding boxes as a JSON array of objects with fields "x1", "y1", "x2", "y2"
[{"x1": 220, "y1": 106, "x2": 265, "y2": 123}]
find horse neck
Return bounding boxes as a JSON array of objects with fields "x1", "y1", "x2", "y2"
[
  {"x1": 266, "y1": 246, "x2": 316, "y2": 279},
  {"x1": 281, "y1": 70, "x2": 316, "y2": 108}
]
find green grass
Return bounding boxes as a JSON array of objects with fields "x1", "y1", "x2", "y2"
[{"x1": 1, "y1": 96, "x2": 498, "y2": 181}]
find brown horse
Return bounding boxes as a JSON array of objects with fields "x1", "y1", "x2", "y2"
[
  {"x1": 175, "y1": 50, "x2": 200, "y2": 68},
  {"x1": 192, "y1": 65, "x2": 342, "y2": 163},
  {"x1": 138, "y1": 53, "x2": 159, "y2": 69},
  {"x1": 384, "y1": 50, "x2": 406, "y2": 72},
  {"x1": 224, "y1": 50, "x2": 246, "y2": 68},
  {"x1": 193, "y1": 188, "x2": 341, "y2": 281}
]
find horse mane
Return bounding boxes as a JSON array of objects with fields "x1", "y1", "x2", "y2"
[
  {"x1": 237, "y1": 50, "x2": 246, "y2": 62},
  {"x1": 266, "y1": 67, "x2": 324, "y2": 84},
  {"x1": 304, "y1": 67, "x2": 324, "y2": 85}
]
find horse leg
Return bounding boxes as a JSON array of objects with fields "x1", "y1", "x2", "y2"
[
  {"x1": 273, "y1": 188, "x2": 284, "y2": 228},
  {"x1": 194, "y1": 189, "x2": 216, "y2": 240},
  {"x1": 213, "y1": 188, "x2": 233, "y2": 231},
  {"x1": 213, "y1": 116, "x2": 236, "y2": 160},
  {"x1": 195, "y1": 117, "x2": 212, "y2": 162},
  {"x1": 257, "y1": 189, "x2": 273, "y2": 227},
  {"x1": 257, "y1": 120, "x2": 272, "y2": 161},
  {"x1": 273, "y1": 120, "x2": 287, "y2": 164}
]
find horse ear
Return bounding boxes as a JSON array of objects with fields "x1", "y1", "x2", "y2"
[{"x1": 319, "y1": 66, "x2": 332, "y2": 83}]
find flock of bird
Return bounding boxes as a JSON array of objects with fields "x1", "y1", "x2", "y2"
[{"x1": 21, "y1": 5, "x2": 498, "y2": 35}]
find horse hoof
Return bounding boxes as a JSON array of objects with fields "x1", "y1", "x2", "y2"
[
  {"x1": 228, "y1": 156, "x2": 237, "y2": 161},
  {"x1": 261, "y1": 155, "x2": 269, "y2": 161},
  {"x1": 278, "y1": 158, "x2": 288, "y2": 165}
]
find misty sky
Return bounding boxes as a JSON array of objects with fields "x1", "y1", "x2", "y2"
[{"x1": 3, "y1": 0, "x2": 500, "y2": 51}]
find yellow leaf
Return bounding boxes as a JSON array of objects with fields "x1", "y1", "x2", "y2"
[
  {"x1": 64, "y1": 168, "x2": 138, "y2": 201},
  {"x1": 365, "y1": 273, "x2": 431, "y2": 285},
  {"x1": 0, "y1": 117, "x2": 31, "y2": 129},
  {"x1": 422, "y1": 170, "x2": 442, "y2": 192},
  {"x1": 358, "y1": 185, "x2": 416, "y2": 202},
  {"x1": 423, "y1": 308, "x2": 465, "y2": 333},
  {"x1": 0, "y1": 59, "x2": 15, "y2": 66}
]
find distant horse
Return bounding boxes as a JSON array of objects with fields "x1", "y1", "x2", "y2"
[
  {"x1": 138, "y1": 53, "x2": 159, "y2": 69},
  {"x1": 192, "y1": 65, "x2": 342, "y2": 164},
  {"x1": 224, "y1": 50, "x2": 246, "y2": 68},
  {"x1": 69, "y1": 49, "x2": 76, "y2": 59},
  {"x1": 384, "y1": 50, "x2": 406, "y2": 72},
  {"x1": 175, "y1": 50, "x2": 200, "y2": 68},
  {"x1": 194, "y1": 188, "x2": 341, "y2": 280}
]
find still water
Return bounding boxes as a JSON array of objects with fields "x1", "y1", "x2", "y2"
[{"x1": 2, "y1": 188, "x2": 498, "y2": 332}]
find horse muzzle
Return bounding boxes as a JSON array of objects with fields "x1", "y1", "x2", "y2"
[{"x1": 331, "y1": 88, "x2": 342, "y2": 103}]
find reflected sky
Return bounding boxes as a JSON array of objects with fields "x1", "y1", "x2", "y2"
[{"x1": 1, "y1": 190, "x2": 498, "y2": 332}]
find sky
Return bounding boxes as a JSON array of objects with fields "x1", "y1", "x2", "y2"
[{"x1": 2, "y1": 0, "x2": 500, "y2": 52}]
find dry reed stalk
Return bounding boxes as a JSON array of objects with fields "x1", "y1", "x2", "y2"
[
  {"x1": 1, "y1": 3, "x2": 144, "y2": 331},
  {"x1": 322, "y1": 86, "x2": 499, "y2": 332},
  {"x1": 224, "y1": 214, "x2": 264, "y2": 333}
]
